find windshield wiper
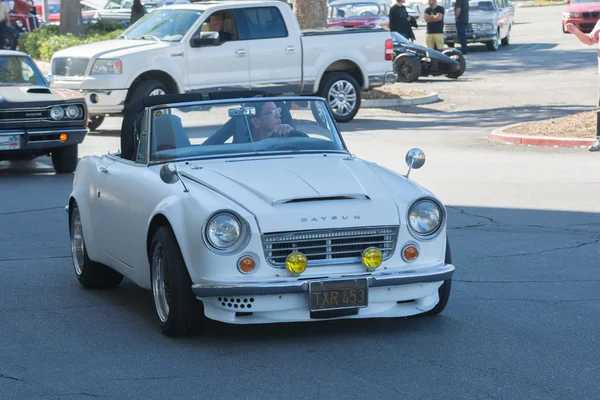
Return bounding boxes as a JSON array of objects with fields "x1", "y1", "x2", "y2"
[{"x1": 133, "y1": 35, "x2": 162, "y2": 41}]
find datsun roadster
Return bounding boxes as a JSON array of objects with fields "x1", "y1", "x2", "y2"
[{"x1": 67, "y1": 94, "x2": 455, "y2": 337}]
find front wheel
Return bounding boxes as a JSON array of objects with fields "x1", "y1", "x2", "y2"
[
  {"x1": 70, "y1": 204, "x2": 124, "y2": 289},
  {"x1": 394, "y1": 55, "x2": 421, "y2": 83},
  {"x1": 151, "y1": 226, "x2": 205, "y2": 337},
  {"x1": 318, "y1": 72, "x2": 361, "y2": 123},
  {"x1": 486, "y1": 31, "x2": 500, "y2": 51},
  {"x1": 501, "y1": 25, "x2": 511, "y2": 46},
  {"x1": 443, "y1": 50, "x2": 466, "y2": 79},
  {"x1": 88, "y1": 116, "x2": 105, "y2": 132},
  {"x1": 51, "y1": 144, "x2": 78, "y2": 174},
  {"x1": 127, "y1": 80, "x2": 169, "y2": 108}
]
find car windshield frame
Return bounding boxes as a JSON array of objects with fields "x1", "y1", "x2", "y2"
[
  {"x1": 119, "y1": 8, "x2": 204, "y2": 42},
  {"x1": 0, "y1": 55, "x2": 47, "y2": 87},
  {"x1": 140, "y1": 97, "x2": 351, "y2": 166},
  {"x1": 391, "y1": 31, "x2": 410, "y2": 43}
]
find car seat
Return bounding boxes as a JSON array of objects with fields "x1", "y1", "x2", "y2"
[{"x1": 152, "y1": 113, "x2": 191, "y2": 153}]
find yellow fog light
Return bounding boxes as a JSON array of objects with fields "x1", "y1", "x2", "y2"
[
  {"x1": 362, "y1": 247, "x2": 382, "y2": 270},
  {"x1": 286, "y1": 251, "x2": 307, "y2": 274}
]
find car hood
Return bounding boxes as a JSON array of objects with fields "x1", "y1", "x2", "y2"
[
  {"x1": 0, "y1": 86, "x2": 84, "y2": 107},
  {"x1": 567, "y1": 2, "x2": 600, "y2": 12},
  {"x1": 445, "y1": 11, "x2": 495, "y2": 24},
  {"x1": 51, "y1": 39, "x2": 163, "y2": 60},
  {"x1": 180, "y1": 155, "x2": 430, "y2": 233}
]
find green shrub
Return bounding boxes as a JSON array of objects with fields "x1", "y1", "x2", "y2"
[{"x1": 17, "y1": 23, "x2": 126, "y2": 62}]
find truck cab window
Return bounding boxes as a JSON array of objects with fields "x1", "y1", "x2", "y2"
[
  {"x1": 237, "y1": 6, "x2": 288, "y2": 40},
  {"x1": 197, "y1": 10, "x2": 239, "y2": 42}
]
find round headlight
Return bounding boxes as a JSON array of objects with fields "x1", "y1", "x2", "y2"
[
  {"x1": 408, "y1": 199, "x2": 443, "y2": 237},
  {"x1": 66, "y1": 105, "x2": 81, "y2": 119},
  {"x1": 206, "y1": 212, "x2": 242, "y2": 250},
  {"x1": 50, "y1": 106, "x2": 64, "y2": 120}
]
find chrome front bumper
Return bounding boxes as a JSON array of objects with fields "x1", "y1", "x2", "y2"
[
  {"x1": 79, "y1": 89, "x2": 128, "y2": 116},
  {"x1": 192, "y1": 264, "x2": 454, "y2": 298}
]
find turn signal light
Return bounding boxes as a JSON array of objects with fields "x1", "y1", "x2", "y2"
[
  {"x1": 59, "y1": 133, "x2": 68, "y2": 141},
  {"x1": 238, "y1": 256, "x2": 256, "y2": 274},
  {"x1": 362, "y1": 247, "x2": 383, "y2": 270},
  {"x1": 385, "y1": 39, "x2": 394, "y2": 60},
  {"x1": 286, "y1": 251, "x2": 307, "y2": 275},
  {"x1": 402, "y1": 245, "x2": 419, "y2": 262}
]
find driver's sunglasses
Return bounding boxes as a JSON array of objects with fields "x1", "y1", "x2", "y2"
[{"x1": 260, "y1": 107, "x2": 281, "y2": 117}]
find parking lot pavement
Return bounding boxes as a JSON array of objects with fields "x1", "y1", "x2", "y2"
[{"x1": 2, "y1": 5, "x2": 600, "y2": 400}]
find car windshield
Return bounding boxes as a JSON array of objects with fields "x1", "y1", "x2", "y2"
[
  {"x1": 145, "y1": 99, "x2": 348, "y2": 163},
  {"x1": 329, "y1": 3, "x2": 382, "y2": 18},
  {"x1": 446, "y1": 0, "x2": 497, "y2": 11},
  {"x1": 0, "y1": 56, "x2": 46, "y2": 86},
  {"x1": 120, "y1": 9, "x2": 203, "y2": 42},
  {"x1": 391, "y1": 31, "x2": 410, "y2": 43}
]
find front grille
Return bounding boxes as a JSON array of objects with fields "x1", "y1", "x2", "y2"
[
  {"x1": 582, "y1": 12, "x2": 600, "y2": 18},
  {"x1": 580, "y1": 23, "x2": 596, "y2": 32},
  {"x1": 52, "y1": 58, "x2": 89, "y2": 77},
  {"x1": 0, "y1": 108, "x2": 50, "y2": 122},
  {"x1": 262, "y1": 226, "x2": 399, "y2": 267},
  {"x1": 443, "y1": 24, "x2": 474, "y2": 35}
]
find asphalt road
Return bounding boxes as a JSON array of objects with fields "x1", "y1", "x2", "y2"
[{"x1": 2, "y1": 5, "x2": 600, "y2": 400}]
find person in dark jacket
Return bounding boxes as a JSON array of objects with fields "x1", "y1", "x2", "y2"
[
  {"x1": 130, "y1": 0, "x2": 146, "y2": 25},
  {"x1": 389, "y1": 0, "x2": 415, "y2": 41}
]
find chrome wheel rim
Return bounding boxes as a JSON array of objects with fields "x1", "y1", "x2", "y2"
[
  {"x1": 149, "y1": 88, "x2": 166, "y2": 96},
  {"x1": 70, "y1": 208, "x2": 84, "y2": 276},
  {"x1": 328, "y1": 80, "x2": 357, "y2": 117},
  {"x1": 152, "y1": 243, "x2": 170, "y2": 324},
  {"x1": 494, "y1": 34, "x2": 499, "y2": 49}
]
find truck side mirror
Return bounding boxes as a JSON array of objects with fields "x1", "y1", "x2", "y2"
[{"x1": 191, "y1": 31, "x2": 220, "y2": 47}]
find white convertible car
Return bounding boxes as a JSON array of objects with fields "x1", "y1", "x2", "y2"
[{"x1": 67, "y1": 94, "x2": 455, "y2": 337}]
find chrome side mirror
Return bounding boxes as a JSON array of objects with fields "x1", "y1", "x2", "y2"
[
  {"x1": 160, "y1": 163, "x2": 189, "y2": 192},
  {"x1": 405, "y1": 148, "x2": 425, "y2": 178}
]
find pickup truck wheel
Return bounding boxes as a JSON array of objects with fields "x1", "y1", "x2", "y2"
[
  {"x1": 394, "y1": 55, "x2": 421, "y2": 83},
  {"x1": 51, "y1": 144, "x2": 78, "y2": 174},
  {"x1": 319, "y1": 72, "x2": 361, "y2": 123},
  {"x1": 88, "y1": 116, "x2": 105, "y2": 131},
  {"x1": 151, "y1": 226, "x2": 205, "y2": 337},
  {"x1": 425, "y1": 236, "x2": 453, "y2": 316},
  {"x1": 486, "y1": 31, "x2": 500, "y2": 51},
  {"x1": 128, "y1": 80, "x2": 168, "y2": 107},
  {"x1": 70, "y1": 204, "x2": 124, "y2": 289}
]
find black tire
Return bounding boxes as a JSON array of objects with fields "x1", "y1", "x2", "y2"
[
  {"x1": 3, "y1": 29, "x2": 16, "y2": 50},
  {"x1": 501, "y1": 25, "x2": 511, "y2": 46},
  {"x1": 88, "y1": 116, "x2": 105, "y2": 131},
  {"x1": 447, "y1": 42, "x2": 455, "y2": 48},
  {"x1": 394, "y1": 55, "x2": 421, "y2": 83},
  {"x1": 443, "y1": 50, "x2": 466, "y2": 79},
  {"x1": 51, "y1": 144, "x2": 78, "y2": 174},
  {"x1": 317, "y1": 72, "x2": 361, "y2": 123},
  {"x1": 150, "y1": 226, "x2": 205, "y2": 337},
  {"x1": 425, "y1": 237, "x2": 453, "y2": 316},
  {"x1": 127, "y1": 80, "x2": 169, "y2": 108},
  {"x1": 69, "y1": 204, "x2": 124, "y2": 289},
  {"x1": 486, "y1": 30, "x2": 500, "y2": 51}
]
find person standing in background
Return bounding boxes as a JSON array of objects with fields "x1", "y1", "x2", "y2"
[
  {"x1": 424, "y1": 0, "x2": 444, "y2": 51},
  {"x1": 130, "y1": 0, "x2": 146, "y2": 25},
  {"x1": 390, "y1": 0, "x2": 415, "y2": 41},
  {"x1": 454, "y1": 0, "x2": 469, "y2": 54},
  {"x1": 0, "y1": 0, "x2": 10, "y2": 50}
]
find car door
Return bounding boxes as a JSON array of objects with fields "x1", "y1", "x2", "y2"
[
  {"x1": 234, "y1": 5, "x2": 302, "y2": 94},
  {"x1": 185, "y1": 9, "x2": 251, "y2": 94}
]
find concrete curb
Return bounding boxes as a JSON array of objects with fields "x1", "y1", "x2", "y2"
[
  {"x1": 489, "y1": 122, "x2": 596, "y2": 148},
  {"x1": 362, "y1": 92, "x2": 439, "y2": 108}
]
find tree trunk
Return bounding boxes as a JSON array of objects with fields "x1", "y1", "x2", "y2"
[
  {"x1": 59, "y1": 0, "x2": 83, "y2": 35},
  {"x1": 291, "y1": 0, "x2": 328, "y2": 30}
]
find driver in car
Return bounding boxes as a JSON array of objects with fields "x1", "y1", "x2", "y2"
[{"x1": 248, "y1": 101, "x2": 295, "y2": 141}]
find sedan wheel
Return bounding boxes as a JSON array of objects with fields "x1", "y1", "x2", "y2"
[
  {"x1": 152, "y1": 241, "x2": 171, "y2": 324},
  {"x1": 487, "y1": 31, "x2": 500, "y2": 51}
]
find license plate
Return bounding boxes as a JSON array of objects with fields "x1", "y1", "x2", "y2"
[
  {"x1": 0, "y1": 136, "x2": 20, "y2": 150},
  {"x1": 309, "y1": 279, "x2": 368, "y2": 312}
]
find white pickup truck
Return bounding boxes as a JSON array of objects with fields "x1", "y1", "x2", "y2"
[{"x1": 48, "y1": 0, "x2": 397, "y2": 130}]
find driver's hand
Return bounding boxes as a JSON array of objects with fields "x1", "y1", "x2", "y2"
[{"x1": 268, "y1": 124, "x2": 293, "y2": 138}]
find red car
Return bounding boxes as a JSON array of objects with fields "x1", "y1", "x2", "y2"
[
  {"x1": 563, "y1": 0, "x2": 600, "y2": 34},
  {"x1": 33, "y1": 1, "x2": 60, "y2": 23},
  {"x1": 328, "y1": 0, "x2": 391, "y2": 29}
]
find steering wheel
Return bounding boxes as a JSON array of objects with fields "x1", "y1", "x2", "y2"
[
  {"x1": 288, "y1": 130, "x2": 309, "y2": 138},
  {"x1": 360, "y1": 11, "x2": 376, "y2": 16}
]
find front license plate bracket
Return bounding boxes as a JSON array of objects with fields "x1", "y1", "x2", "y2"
[{"x1": 309, "y1": 279, "x2": 368, "y2": 312}]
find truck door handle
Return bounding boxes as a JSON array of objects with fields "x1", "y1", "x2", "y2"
[
  {"x1": 236, "y1": 49, "x2": 246, "y2": 57},
  {"x1": 285, "y1": 45, "x2": 295, "y2": 53}
]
